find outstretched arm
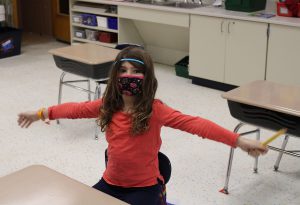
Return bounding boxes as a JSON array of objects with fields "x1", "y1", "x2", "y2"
[
  {"x1": 154, "y1": 100, "x2": 268, "y2": 157},
  {"x1": 18, "y1": 99, "x2": 102, "y2": 128}
]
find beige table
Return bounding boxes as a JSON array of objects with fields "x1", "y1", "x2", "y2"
[
  {"x1": 0, "y1": 165, "x2": 128, "y2": 205},
  {"x1": 49, "y1": 43, "x2": 120, "y2": 65},
  {"x1": 49, "y1": 43, "x2": 120, "y2": 139},
  {"x1": 220, "y1": 80, "x2": 300, "y2": 194}
]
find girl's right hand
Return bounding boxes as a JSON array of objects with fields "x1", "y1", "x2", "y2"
[{"x1": 18, "y1": 111, "x2": 40, "y2": 128}]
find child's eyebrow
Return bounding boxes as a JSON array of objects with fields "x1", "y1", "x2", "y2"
[{"x1": 119, "y1": 66, "x2": 143, "y2": 70}]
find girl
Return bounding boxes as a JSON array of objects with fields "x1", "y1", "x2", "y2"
[{"x1": 18, "y1": 46, "x2": 267, "y2": 205}]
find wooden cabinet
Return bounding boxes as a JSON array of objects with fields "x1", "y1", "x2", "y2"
[
  {"x1": 52, "y1": 0, "x2": 70, "y2": 42},
  {"x1": 189, "y1": 15, "x2": 268, "y2": 86},
  {"x1": 266, "y1": 24, "x2": 300, "y2": 86}
]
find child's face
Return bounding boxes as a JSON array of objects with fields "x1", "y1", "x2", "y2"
[{"x1": 118, "y1": 62, "x2": 144, "y2": 77}]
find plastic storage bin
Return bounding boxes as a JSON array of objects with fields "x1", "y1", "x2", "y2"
[
  {"x1": 72, "y1": 14, "x2": 82, "y2": 23},
  {"x1": 175, "y1": 56, "x2": 189, "y2": 79},
  {"x1": 85, "y1": 29, "x2": 99, "y2": 41},
  {"x1": 0, "y1": 27, "x2": 22, "y2": 59},
  {"x1": 98, "y1": 31, "x2": 118, "y2": 43},
  {"x1": 96, "y1": 16, "x2": 108, "y2": 28},
  {"x1": 74, "y1": 29, "x2": 86, "y2": 39},
  {"x1": 108, "y1": 17, "x2": 118, "y2": 30},
  {"x1": 277, "y1": 2, "x2": 293, "y2": 17},
  {"x1": 225, "y1": 0, "x2": 267, "y2": 12},
  {"x1": 82, "y1": 14, "x2": 98, "y2": 26}
]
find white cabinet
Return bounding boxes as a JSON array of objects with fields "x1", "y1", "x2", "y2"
[
  {"x1": 266, "y1": 24, "x2": 300, "y2": 86},
  {"x1": 70, "y1": 0, "x2": 119, "y2": 48},
  {"x1": 118, "y1": 5, "x2": 189, "y2": 65},
  {"x1": 189, "y1": 15, "x2": 268, "y2": 86},
  {"x1": 118, "y1": 6, "x2": 189, "y2": 28}
]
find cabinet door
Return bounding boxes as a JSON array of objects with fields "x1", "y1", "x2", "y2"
[
  {"x1": 189, "y1": 15, "x2": 226, "y2": 82},
  {"x1": 225, "y1": 19, "x2": 267, "y2": 86},
  {"x1": 267, "y1": 24, "x2": 300, "y2": 86}
]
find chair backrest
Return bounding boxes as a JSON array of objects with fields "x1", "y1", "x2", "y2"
[
  {"x1": 158, "y1": 152, "x2": 172, "y2": 184},
  {"x1": 104, "y1": 149, "x2": 172, "y2": 184}
]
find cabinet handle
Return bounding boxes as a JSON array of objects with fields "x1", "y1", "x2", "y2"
[
  {"x1": 221, "y1": 20, "x2": 224, "y2": 33},
  {"x1": 228, "y1": 21, "x2": 235, "y2": 34},
  {"x1": 227, "y1": 22, "x2": 230, "y2": 34}
]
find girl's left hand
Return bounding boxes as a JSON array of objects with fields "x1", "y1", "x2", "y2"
[{"x1": 236, "y1": 136, "x2": 268, "y2": 158}]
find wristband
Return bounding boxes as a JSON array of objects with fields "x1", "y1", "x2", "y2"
[
  {"x1": 37, "y1": 108, "x2": 46, "y2": 120},
  {"x1": 37, "y1": 108, "x2": 50, "y2": 124}
]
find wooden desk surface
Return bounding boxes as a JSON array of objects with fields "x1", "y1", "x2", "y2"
[
  {"x1": 49, "y1": 43, "x2": 120, "y2": 65},
  {"x1": 222, "y1": 80, "x2": 300, "y2": 117},
  {"x1": 0, "y1": 165, "x2": 128, "y2": 205}
]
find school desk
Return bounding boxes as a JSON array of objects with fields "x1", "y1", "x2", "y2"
[
  {"x1": 220, "y1": 80, "x2": 300, "y2": 194},
  {"x1": 49, "y1": 43, "x2": 120, "y2": 139},
  {"x1": 0, "y1": 165, "x2": 128, "y2": 205}
]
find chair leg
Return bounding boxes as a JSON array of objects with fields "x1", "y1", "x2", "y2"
[
  {"x1": 274, "y1": 135, "x2": 289, "y2": 171},
  {"x1": 57, "y1": 72, "x2": 66, "y2": 124},
  {"x1": 253, "y1": 129, "x2": 260, "y2": 173}
]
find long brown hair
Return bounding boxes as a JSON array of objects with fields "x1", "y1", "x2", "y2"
[{"x1": 97, "y1": 46, "x2": 158, "y2": 135}]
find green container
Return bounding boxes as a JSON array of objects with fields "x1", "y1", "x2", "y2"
[
  {"x1": 175, "y1": 56, "x2": 189, "y2": 79},
  {"x1": 225, "y1": 0, "x2": 267, "y2": 12}
]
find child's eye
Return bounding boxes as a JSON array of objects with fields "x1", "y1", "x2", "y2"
[
  {"x1": 119, "y1": 68, "x2": 126, "y2": 73},
  {"x1": 133, "y1": 69, "x2": 143, "y2": 73}
]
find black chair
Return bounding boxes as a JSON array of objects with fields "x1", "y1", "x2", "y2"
[{"x1": 104, "y1": 149, "x2": 172, "y2": 184}]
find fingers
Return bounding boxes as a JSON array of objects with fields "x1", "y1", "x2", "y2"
[
  {"x1": 17, "y1": 114, "x2": 25, "y2": 125},
  {"x1": 247, "y1": 147, "x2": 268, "y2": 158},
  {"x1": 248, "y1": 149, "x2": 261, "y2": 158},
  {"x1": 18, "y1": 116, "x2": 33, "y2": 128},
  {"x1": 19, "y1": 118, "x2": 29, "y2": 128}
]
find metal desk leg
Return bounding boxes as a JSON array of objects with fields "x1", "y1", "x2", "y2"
[
  {"x1": 94, "y1": 82, "x2": 102, "y2": 140},
  {"x1": 57, "y1": 72, "x2": 66, "y2": 125},
  {"x1": 220, "y1": 123, "x2": 260, "y2": 194},
  {"x1": 88, "y1": 79, "x2": 91, "y2": 101},
  {"x1": 274, "y1": 135, "x2": 290, "y2": 171},
  {"x1": 254, "y1": 129, "x2": 261, "y2": 173},
  {"x1": 220, "y1": 122, "x2": 244, "y2": 194}
]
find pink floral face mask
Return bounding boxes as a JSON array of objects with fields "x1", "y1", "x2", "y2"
[{"x1": 118, "y1": 75, "x2": 144, "y2": 96}]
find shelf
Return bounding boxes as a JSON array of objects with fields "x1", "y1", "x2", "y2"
[
  {"x1": 71, "y1": 8, "x2": 118, "y2": 17},
  {"x1": 72, "y1": 23, "x2": 118, "y2": 33},
  {"x1": 73, "y1": 37, "x2": 117, "y2": 48},
  {"x1": 71, "y1": 1, "x2": 119, "y2": 49}
]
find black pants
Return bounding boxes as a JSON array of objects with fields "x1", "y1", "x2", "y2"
[{"x1": 93, "y1": 178, "x2": 164, "y2": 205}]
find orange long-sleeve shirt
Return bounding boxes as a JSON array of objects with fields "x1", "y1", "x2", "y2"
[{"x1": 48, "y1": 99, "x2": 239, "y2": 187}]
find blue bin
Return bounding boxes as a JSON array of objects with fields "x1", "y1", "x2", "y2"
[
  {"x1": 82, "y1": 14, "x2": 98, "y2": 26},
  {"x1": 0, "y1": 27, "x2": 22, "y2": 59},
  {"x1": 108, "y1": 17, "x2": 118, "y2": 30}
]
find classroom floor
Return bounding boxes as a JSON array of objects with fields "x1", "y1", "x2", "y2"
[{"x1": 0, "y1": 35, "x2": 299, "y2": 205}]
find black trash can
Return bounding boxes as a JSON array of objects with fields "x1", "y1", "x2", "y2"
[{"x1": 0, "y1": 27, "x2": 22, "y2": 59}]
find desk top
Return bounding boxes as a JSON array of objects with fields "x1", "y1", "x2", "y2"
[
  {"x1": 222, "y1": 80, "x2": 300, "y2": 117},
  {"x1": 49, "y1": 43, "x2": 120, "y2": 65},
  {"x1": 0, "y1": 165, "x2": 128, "y2": 205}
]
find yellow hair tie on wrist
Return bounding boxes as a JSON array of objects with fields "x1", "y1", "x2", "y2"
[
  {"x1": 37, "y1": 108, "x2": 46, "y2": 121},
  {"x1": 37, "y1": 108, "x2": 50, "y2": 124}
]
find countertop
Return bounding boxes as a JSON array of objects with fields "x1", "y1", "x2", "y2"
[{"x1": 77, "y1": 0, "x2": 300, "y2": 27}]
